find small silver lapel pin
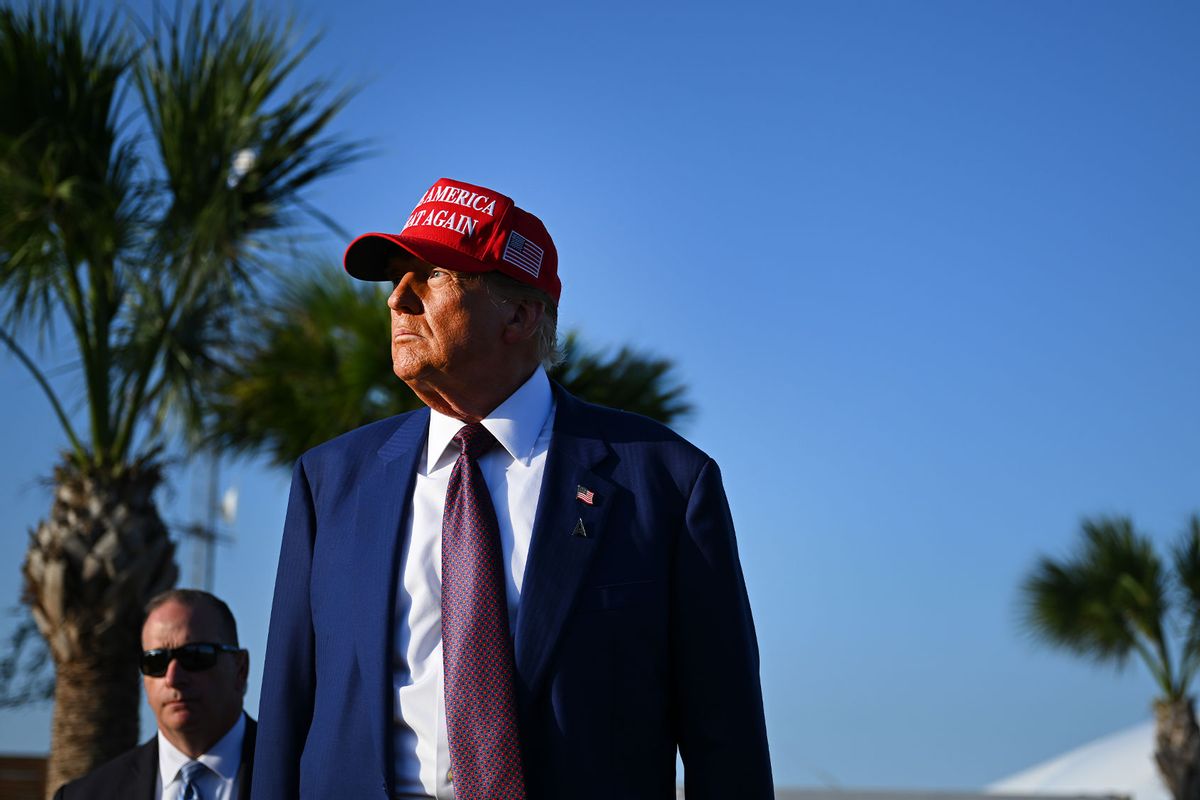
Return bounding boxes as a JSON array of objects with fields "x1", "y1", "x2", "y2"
[{"x1": 571, "y1": 518, "x2": 588, "y2": 538}]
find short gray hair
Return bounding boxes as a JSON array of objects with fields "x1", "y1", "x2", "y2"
[{"x1": 476, "y1": 271, "x2": 564, "y2": 368}]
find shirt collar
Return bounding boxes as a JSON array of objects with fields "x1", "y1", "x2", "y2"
[
  {"x1": 157, "y1": 711, "x2": 245, "y2": 785},
  {"x1": 425, "y1": 366, "x2": 553, "y2": 473}
]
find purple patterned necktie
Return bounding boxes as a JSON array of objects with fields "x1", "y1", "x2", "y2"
[{"x1": 442, "y1": 423, "x2": 527, "y2": 800}]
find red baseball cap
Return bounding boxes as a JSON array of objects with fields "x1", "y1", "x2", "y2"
[{"x1": 343, "y1": 177, "x2": 561, "y2": 302}]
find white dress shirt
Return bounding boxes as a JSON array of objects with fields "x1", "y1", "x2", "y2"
[
  {"x1": 156, "y1": 712, "x2": 245, "y2": 800},
  {"x1": 392, "y1": 367, "x2": 555, "y2": 800}
]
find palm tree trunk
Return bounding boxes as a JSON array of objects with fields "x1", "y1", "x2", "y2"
[
  {"x1": 22, "y1": 458, "x2": 177, "y2": 799},
  {"x1": 45, "y1": 656, "x2": 141, "y2": 797},
  {"x1": 1155, "y1": 697, "x2": 1200, "y2": 800}
]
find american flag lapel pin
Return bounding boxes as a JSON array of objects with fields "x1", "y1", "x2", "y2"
[{"x1": 575, "y1": 485, "x2": 595, "y2": 505}]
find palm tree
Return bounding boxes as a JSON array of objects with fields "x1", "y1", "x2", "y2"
[
  {"x1": 1022, "y1": 515, "x2": 1200, "y2": 800},
  {"x1": 207, "y1": 267, "x2": 692, "y2": 468},
  {"x1": 0, "y1": 3, "x2": 359, "y2": 793},
  {"x1": 551, "y1": 330, "x2": 691, "y2": 426}
]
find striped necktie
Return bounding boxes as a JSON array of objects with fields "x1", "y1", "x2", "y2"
[{"x1": 179, "y1": 760, "x2": 207, "y2": 800}]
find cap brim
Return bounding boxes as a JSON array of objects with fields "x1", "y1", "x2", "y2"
[{"x1": 343, "y1": 233, "x2": 496, "y2": 281}]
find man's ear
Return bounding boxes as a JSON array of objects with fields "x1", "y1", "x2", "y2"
[{"x1": 502, "y1": 300, "x2": 544, "y2": 345}]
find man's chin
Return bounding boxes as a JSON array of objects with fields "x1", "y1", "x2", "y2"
[
  {"x1": 391, "y1": 357, "x2": 428, "y2": 384},
  {"x1": 161, "y1": 701, "x2": 200, "y2": 726}
]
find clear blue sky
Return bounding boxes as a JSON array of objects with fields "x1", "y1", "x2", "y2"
[{"x1": 1, "y1": 0, "x2": 1198, "y2": 790}]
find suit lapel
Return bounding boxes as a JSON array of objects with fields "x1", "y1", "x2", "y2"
[
  {"x1": 134, "y1": 737, "x2": 157, "y2": 800},
  {"x1": 351, "y1": 410, "x2": 428, "y2": 784},
  {"x1": 237, "y1": 717, "x2": 256, "y2": 797},
  {"x1": 513, "y1": 387, "x2": 615, "y2": 701}
]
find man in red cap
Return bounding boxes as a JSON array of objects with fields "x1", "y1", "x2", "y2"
[{"x1": 252, "y1": 178, "x2": 773, "y2": 800}]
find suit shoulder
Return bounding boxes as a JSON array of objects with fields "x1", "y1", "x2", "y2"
[
  {"x1": 580, "y1": 400, "x2": 692, "y2": 442},
  {"x1": 562, "y1": 393, "x2": 711, "y2": 468},
  {"x1": 298, "y1": 410, "x2": 425, "y2": 468},
  {"x1": 54, "y1": 740, "x2": 153, "y2": 799}
]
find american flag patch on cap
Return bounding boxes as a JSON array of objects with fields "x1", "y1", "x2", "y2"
[{"x1": 501, "y1": 230, "x2": 544, "y2": 278}]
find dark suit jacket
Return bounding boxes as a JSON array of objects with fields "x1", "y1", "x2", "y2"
[
  {"x1": 252, "y1": 384, "x2": 773, "y2": 799},
  {"x1": 54, "y1": 716, "x2": 256, "y2": 799}
]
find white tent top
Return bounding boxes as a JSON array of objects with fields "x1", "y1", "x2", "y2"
[{"x1": 987, "y1": 721, "x2": 1167, "y2": 800}]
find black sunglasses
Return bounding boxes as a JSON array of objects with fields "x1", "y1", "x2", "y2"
[{"x1": 140, "y1": 642, "x2": 243, "y2": 677}]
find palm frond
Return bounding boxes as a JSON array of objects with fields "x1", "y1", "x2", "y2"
[
  {"x1": 207, "y1": 267, "x2": 409, "y2": 466},
  {"x1": 103, "y1": 1, "x2": 366, "y2": 463},
  {"x1": 135, "y1": 1, "x2": 362, "y2": 281},
  {"x1": 0, "y1": 1, "x2": 133, "y2": 327},
  {"x1": 1173, "y1": 516, "x2": 1200, "y2": 688},
  {"x1": 1021, "y1": 515, "x2": 1176, "y2": 697},
  {"x1": 0, "y1": 1, "x2": 138, "y2": 466},
  {"x1": 550, "y1": 332, "x2": 692, "y2": 425}
]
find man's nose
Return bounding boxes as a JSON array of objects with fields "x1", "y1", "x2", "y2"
[
  {"x1": 388, "y1": 274, "x2": 421, "y2": 313},
  {"x1": 162, "y1": 657, "x2": 188, "y2": 687}
]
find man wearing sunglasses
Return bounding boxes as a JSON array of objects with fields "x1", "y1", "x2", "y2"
[{"x1": 54, "y1": 589, "x2": 255, "y2": 799}]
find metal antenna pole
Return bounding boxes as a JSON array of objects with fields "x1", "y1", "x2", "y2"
[
  {"x1": 182, "y1": 449, "x2": 232, "y2": 591},
  {"x1": 204, "y1": 453, "x2": 219, "y2": 591}
]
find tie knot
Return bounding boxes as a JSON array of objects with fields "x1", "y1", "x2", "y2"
[
  {"x1": 179, "y1": 760, "x2": 208, "y2": 799},
  {"x1": 453, "y1": 423, "x2": 497, "y2": 460}
]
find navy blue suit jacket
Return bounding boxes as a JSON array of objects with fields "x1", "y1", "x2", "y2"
[
  {"x1": 54, "y1": 716, "x2": 256, "y2": 799},
  {"x1": 252, "y1": 384, "x2": 772, "y2": 799}
]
